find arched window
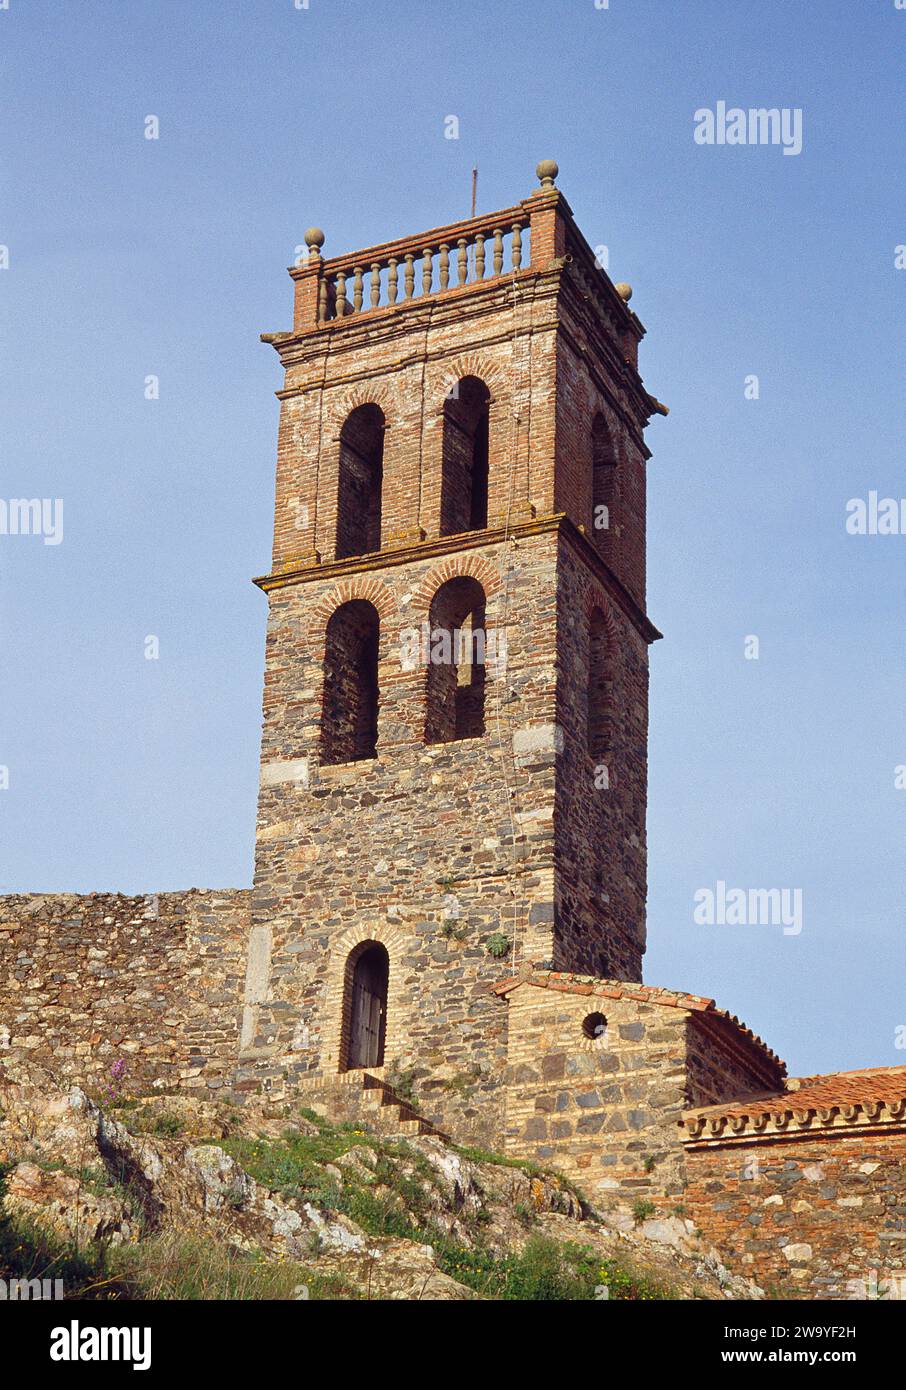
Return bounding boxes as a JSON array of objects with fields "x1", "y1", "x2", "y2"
[
  {"x1": 341, "y1": 941, "x2": 388, "y2": 1070},
  {"x1": 591, "y1": 413, "x2": 618, "y2": 558},
  {"x1": 336, "y1": 404, "x2": 384, "y2": 560},
  {"x1": 425, "y1": 577, "x2": 487, "y2": 744},
  {"x1": 587, "y1": 607, "x2": 613, "y2": 761},
  {"x1": 440, "y1": 376, "x2": 489, "y2": 536},
  {"x1": 320, "y1": 600, "x2": 380, "y2": 765}
]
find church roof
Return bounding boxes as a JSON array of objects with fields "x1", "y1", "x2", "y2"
[{"x1": 682, "y1": 1065, "x2": 906, "y2": 1144}]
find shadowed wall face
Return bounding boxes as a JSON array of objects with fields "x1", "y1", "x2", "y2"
[
  {"x1": 336, "y1": 404, "x2": 385, "y2": 559},
  {"x1": 440, "y1": 376, "x2": 490, "y2": 537},
  {"x1": 320, "y1": 600, "x2": 380, "y2": 765}
]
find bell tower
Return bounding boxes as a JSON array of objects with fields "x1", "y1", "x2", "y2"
[{"x1": 238, "y1": 161, "x2": 665, "y2": 1140}]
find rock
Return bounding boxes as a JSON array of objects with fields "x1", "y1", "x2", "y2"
[
  {"x1": 3, "y1": 1161, "x2": 139, "y2": 1247},
  {"x1": 782, "y1": 1243, "x2": 813, "y2": 1263},
  {"x1": 0, "y1": 1057, "x2": 763, "y2": 1301}
]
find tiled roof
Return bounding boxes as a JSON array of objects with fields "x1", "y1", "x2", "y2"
[
  {"x1": 787, "y1": 1066, "x2": 906, "y2": 1105},
  {"x1": 683, "y1": 1065, "x2": 906, "y2": 1143},
  {"x1": 493, "y1": 967, "x2": 785, "y2": 1074}
]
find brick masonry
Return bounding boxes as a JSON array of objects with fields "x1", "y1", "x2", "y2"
[{"x1": 684, "y1": 1137, "x2": 906, "y2": 1300}]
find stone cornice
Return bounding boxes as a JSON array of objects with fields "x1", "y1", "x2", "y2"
[
  {"x1": 253, "y1": 514, "x2": 662, "y2": 645},
  {"x1": 266, "y1": 265, "x2": 556, "y2": 374}
]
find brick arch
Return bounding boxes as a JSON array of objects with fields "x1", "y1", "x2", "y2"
[
  {"x1": 320, "y1": 923, "x2": 409, "y2": 1074},
  {"x1": 411, "y1": 555, "x2": 502, "y2": 613},
  {"x1": 583, "y1": 588, "x2": 619, "y2": 646},
  {"x1": 434, "y1": 354, "x2": 507, "y2": 406},
  {"x1": 310, "y1": 577, "x2": 396, "y2": 637},
  {"x1": 331, "y1": 922, "x2": 408, "y2": 961},
  {"x1": 328, "y1": 384, "x2": 399, "y2": 437}
]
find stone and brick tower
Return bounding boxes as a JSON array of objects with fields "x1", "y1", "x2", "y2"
[{"x1": 239, "y1": 161, "x2": 667, "y2": 1139}]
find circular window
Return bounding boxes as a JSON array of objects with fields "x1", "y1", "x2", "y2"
[{"x1": 582, "y1": 1011, "x2": 608, "y2": 1041}]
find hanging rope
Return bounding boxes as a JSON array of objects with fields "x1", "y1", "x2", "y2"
[{"x1": 490, "y1": 261, "x2": 534, "y2": 973}]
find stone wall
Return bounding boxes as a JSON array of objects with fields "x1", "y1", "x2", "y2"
[
  {"x1": 501, "y1": 978, "x2": 690, "y2": 1210},
  {"x1": 0, "y1": 892, "x2": 249, "y2": 1096},
  {"x1": 498, "y1": 972, "x2": 785, "y2": 1216},
  {"x1": 242, "y1": 533, "x2": 559, "y2": 1145},
  {"x1": 684, "y1": 1135, "x2": 906, "y2": 1299},
  {"x1": 554, "y1": 534, "x2": 649, "y2": 978}
]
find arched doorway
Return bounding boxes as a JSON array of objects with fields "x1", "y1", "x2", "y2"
[{"x1": 342, "y1": 942, "x2": 388, "y2": 1070}]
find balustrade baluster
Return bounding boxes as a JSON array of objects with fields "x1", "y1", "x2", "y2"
[
  {"x1": 439, "y1": 244, "x2": 450, "y2": 291},
  {"x1": 457, "y1": 238, "x2": 468, "y2": 285},
  {"x1": 370, "y1": 263, "x2": 381, "y2": 309},
  {"x1": 492, "y1": 229, "x2": 504, "y2": 276},
  {"x1": 475, "y1": 233, "x2": 485, "y2": 279},
  {"x1": 335, "y1": 271, "x2": 347, "y2": 317},
  {"x1": 388, "y1": 257, "x2": 398, "y2": 304},
  {"x1": 352, "y1": 266, "x2": 364, "y2": 313},
  {"x1": 318, "y1": 277, "x2": 328, "y2": 322},
  {"x1": 422, "y1": 246, "x2": 433, "y2": 295},
  {"x1": 511, "y1": 223, "x2": 523, "y2": 271},
  {"x1": 404, "y1": 253, "x2": 415, "y2": 299}
]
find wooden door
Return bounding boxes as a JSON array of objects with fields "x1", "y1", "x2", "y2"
[{"x1": 347, "y1": 945, "x2": 388, "y2": 1069}]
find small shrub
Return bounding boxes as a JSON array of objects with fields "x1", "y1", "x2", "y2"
[
  {"x1": 485, "y1": 932, "x2": 511, "y2": 960},
  {"x1": 385, "y1": 1065, "x2": 417, "y2": 1106},
  {"x1": 632, "y1": 1199, "x2": 656, "y2": 1226}
]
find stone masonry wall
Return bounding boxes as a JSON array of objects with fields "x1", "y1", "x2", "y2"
[
  {"x1": 554, "y1": 535, "x2": 649, "y2": 978},
  {"x1": 0, "y1": 892, "x2": 249, "y2": 1096},
  {"x1": 243, "y1": 532, "x2": 559, "y2": 1146},
  {"x1": 684, "y1": 1135, "x2": 906, "y2": 1299},
  {"x1": 502, "y1": 983, "x2": 692, "y2": 1210}
]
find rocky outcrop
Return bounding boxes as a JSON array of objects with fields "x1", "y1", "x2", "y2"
[{"x1": 0, "y1": 1059, "x2": 760, "y2": 1300}]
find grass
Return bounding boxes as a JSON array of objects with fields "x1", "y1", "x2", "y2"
[
  {"x1": 215, "y1": 1119, "x2": 671, "y2": 1300},
  {"x1": 125, "y1": 1111, "x2": 185, "y2": 1138},
  {"x1": 0, "y1": 1113, "x2": 674, "y2": 1301},
  {"x1": 0, "y1": 1161, "x2": 357, "y2": 1300},
  {"x1": 111, "y1": 1232, "x2": 359, "y2": 1301},
  {"x1": 216, "y1": 1122, "x2": 373, "y2": 1206},
  {"x1": 432, "y1": 1234, "x2": 670, "y2": 1300}
]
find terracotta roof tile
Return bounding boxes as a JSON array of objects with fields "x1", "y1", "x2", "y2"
[{"x1": 683, "y1": 1065, "x2": 906, "y2": 1135}]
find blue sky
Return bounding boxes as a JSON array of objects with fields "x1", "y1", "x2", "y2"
[{"x1": 1, "y1": 0, "x2": 903, "y2": 1079}]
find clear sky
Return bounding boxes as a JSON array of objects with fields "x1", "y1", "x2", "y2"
[{"x1": 1, "y1": 0, "x2": 903, "y2": 1079}]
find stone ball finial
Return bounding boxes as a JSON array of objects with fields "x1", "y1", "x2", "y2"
[
  {"x1": 615, "y1": 282, "x2": 633, "y2": 302},
  {"x1": 535, "y1": 159, "x2": 559, "y2": 190},
  {"x1": 304, "y1": 227, "x2": 325, "y2": 252}
]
